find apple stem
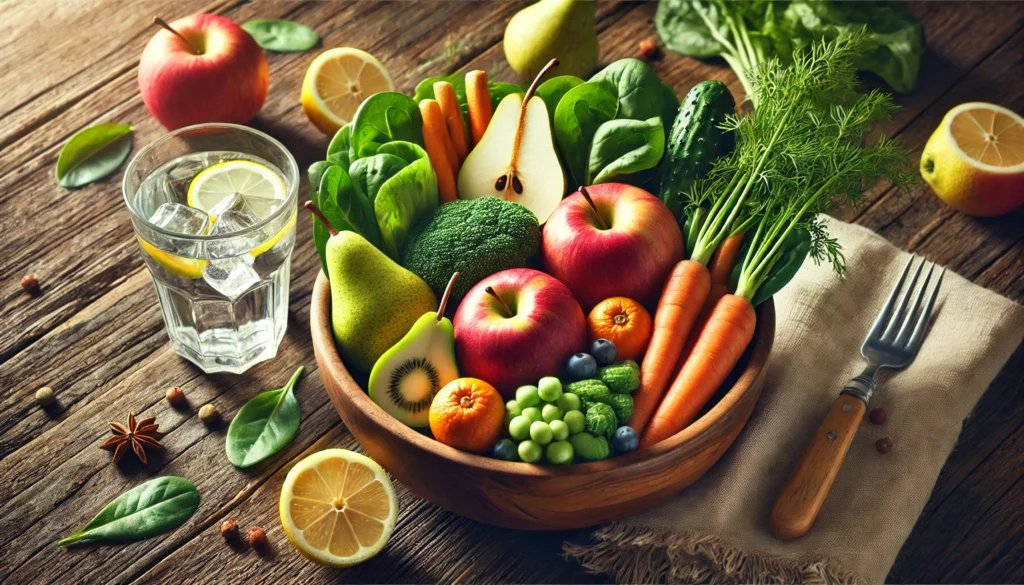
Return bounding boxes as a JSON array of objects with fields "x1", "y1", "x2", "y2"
[
  {"x1": 504, "y1": 58, "x2": 560, "y2": 197},
  {"x1": 484, "y1": 286, "x2": 514, "y2": 318},
  {"x1": 579, "y1": 186, "x2": 608, "y2": 229},
  {"x1": 437, "y1": 272, "x2": 460, "y2": 321},
  {"x1": 304, "y1": 201, "x2": 338, "y2": 236},
  {"x1": 153, "y1": 17, "x2": 201, "y2": 56}
]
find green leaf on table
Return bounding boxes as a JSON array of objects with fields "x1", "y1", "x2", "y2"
[
  {"x1": 226, "y1": 367, "x2": 305, "y2": 468},
  {"x1": 58, "y1": 476, "x2": 199, "y2": 546},
  {"x1": 588, "y1": 117, "x2": 666, "y2": 184},
  {"x1": 241, "y1": 19, "x2": 319, "y2": 52},
  {"x1": 55, "y1": 123, "x2": 133, "y2": 189}
]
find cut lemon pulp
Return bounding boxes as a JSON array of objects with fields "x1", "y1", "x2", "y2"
[
  {"x1": 187, "y1": 160, "x2": 287, "y2": 220},
  {"x1": 302, "y1": 48, "x2": 394, "y2": 135},
  {"x1": 946, "y1": 102, "x2": 1024, "y2": 170},
  {"x1": 280, "y1": 449, "x2": 398, "y2": 567}
]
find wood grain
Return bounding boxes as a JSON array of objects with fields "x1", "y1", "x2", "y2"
[{"x1": 0, "y1": 1, "x2": 1021, "y2": 584}]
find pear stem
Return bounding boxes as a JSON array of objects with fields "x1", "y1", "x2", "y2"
[
  {"x1": 437, "y1": 272, "x2": 460, "y2": 321},
  {"x1": 578, "y1": 186, "x2": 608, "y2": 229},
  {"x1": 485, "y1": 286, "x2": 514, "y2": 318},
  {"x1": 304, "y1": 201, "x2": 338, "y2": 236},
  {"x1": 504, "y1": 58, "x2": 560, "y2": 197},
  {"x1": 153, "y1": 17, "x2": 201, "y2": 55}
]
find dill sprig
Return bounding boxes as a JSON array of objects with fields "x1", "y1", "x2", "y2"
[{"x1": 685, "y1": 31, "x2": 915, "y2": 302}]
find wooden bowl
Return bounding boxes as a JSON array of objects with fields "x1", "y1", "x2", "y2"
[{"x1": 311, "y1": 273, "x2": 774, "y2": 530}]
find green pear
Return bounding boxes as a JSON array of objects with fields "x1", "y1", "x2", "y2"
[
  {"x1": 458, "y1": 60, "x2": 566, "y2": 224},
  {"x1": 504, "y1": 0, "x2": 598, "y2": 80},
  {"x1": 307, "y1": 202, "x2": 436, "y2": 371},
  {"x1": 367, "y1": 273, "x2": 461, "y2": 427}
]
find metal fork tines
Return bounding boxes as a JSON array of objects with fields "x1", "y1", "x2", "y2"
[{"x1": 842, "y1": 256, "x2": 945, "y2": 404}]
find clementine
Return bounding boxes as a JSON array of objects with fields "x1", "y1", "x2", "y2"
[
  {"x1": 428, "y1": 378, "x2": 505, "y2": 454},
  {"x1": 587, "y1": 297, "x2": 652, "y2": 362}
]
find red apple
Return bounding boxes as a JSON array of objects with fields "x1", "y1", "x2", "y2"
[
  {"x1": 542, "y1": 183, "x2": 684, "y2": 310},
  {"x1": 139, "y1": 14, "x2": 269, "y2": 130},
  {"x1": 454, "y1": 269, "x2": 586, "y2": 397}
]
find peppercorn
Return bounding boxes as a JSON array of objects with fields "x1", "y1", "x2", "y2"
[
  {"x1": 876, "y1": 437, "x2": 893, "y2": 454},
  {"x1": 868, "y1": 408, "x2": 886, "y2": 425},
  {"x1": 639, "y1": 39, "x2": 660, "y2": 61},
  {"x1": 165, "y1": 386, "x2": 187, "y2": 408},
  {"x1": 220, "y1": 519, "x2": 239, "y2": 540},
  {"x1": 35, "y1": 386, "x2": 55, "y2": 407},
  {"x1": 198, "y1": 403, "x2": 220, "y2": 426},
  {"x1": 21, "y1": 274, "x2": 40, "y2": 295},
  {"x1": 247, "y1": 526, "x2": 267, "y2": 548}
]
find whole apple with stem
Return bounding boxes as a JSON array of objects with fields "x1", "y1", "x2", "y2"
[
  {"x1": 139, "y1": 15, "x2": 269, "y2": 130},
  {"x1": 542, "y1": 183, "x2": 684, "y2": 311},
  {"x1": 453, "y1": 268, "x2": 586, "y2": 397}
]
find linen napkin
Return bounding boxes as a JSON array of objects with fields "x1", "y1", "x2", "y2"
[{"x1": 564, "y1": 216, "x2": 1024, "y2": 584}]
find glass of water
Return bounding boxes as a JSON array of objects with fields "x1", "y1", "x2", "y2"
[{"x1": 122, "y1": 123, "x2": 299, "y2": 374}]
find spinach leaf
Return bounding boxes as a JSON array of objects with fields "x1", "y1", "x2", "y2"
[
  {"x1": 729, "y1": 226, "x2": 812, "y2": 306},
  {"x1": 372, "y1": 141, "x2": 438, "y2": 257},
  {"x1": 535, "y1": 75, "x2": 584, "y2": 126},
  {"x1": 226, "y1": 367, "x2": 305, "y2": 468},
  {"x1": 413, "y1": 74, "x2": 524, "y2": 117},
  {"x1": 553, "y1": 82, "x2": 618, "y2": 187},
  {"x1": 348, "y1": 92, "x2": 424, "y2": 163},
  {"x1": 241, "y1": 19, "x2": 319, "y2": 52},
  {"x1": 319, "y1": 164, "x2": 384, "y2": 250},
  {"x1": 588, "y1": 117, "x2": 666, "y2": 184},
  {"x1": 308, "y1": 161, "x2": 340, "y2": 275},
  {"x1": 56, "y1": 123, "x2": 133, "y2": 189},
  {"x1": 326, "y1": 124, "x2": 352, "y2": 168},
  {"x1": 58, "y1": 477, "x2": 199, "y2": 545},
  {"x1": 588, "y1": 58, "x2": 679, "y2": 136},
  {"x1": 654, "y1": 0, "x2": 727, "y2": 59}
]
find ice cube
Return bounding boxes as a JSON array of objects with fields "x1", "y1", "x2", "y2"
[
  {"x1": 207, "y1": 208, "x2": 261, "y2": 259},
  {"x1": 149, "y1": 203, "x2": 210, "y2": 236},
  {"x1": 209, "y1": 193, "x2": 260, "y2": 225},
  {"x1": 203, "y1": 256, "x2": 261, "y2": 300},
  {"x1": 136, "y1": 173, "x2": 180, "y2": 215},
  {"x1": 166, "y1": 159, "x2": 206, "y2": 198}
]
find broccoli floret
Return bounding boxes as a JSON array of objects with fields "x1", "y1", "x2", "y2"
[
  {"x1": 607, "y1": 393, "x2": 633, "y2": 422},
  {"x1": 569, "y1": 432, "x2": 611, "y2": 462},
  {"x1": 585, "y1": 402, "x2": 618, "y2": 439},
  {"x1": 598, "y1": 360, "x2": 640, "y2": 394},
  {"x1": 401, "y1": 197, "x2": 541, "y2": 301},
  {"x1": 566, "y1": 379, "x2": 612, "y2": 407}
]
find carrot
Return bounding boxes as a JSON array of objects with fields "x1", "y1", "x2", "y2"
[
  {"x1": 433, "y1": 81, "x2": 469, "y2": 163},
  {"x1": 465, "y1": 70, "x2": 493, "y2": 146},
  {"x1": 709, "y1": 232, "x2": 744, "y2": 287},
  {"x1": 418, "y1": 99, "x2": 458, "y2": 203},
  {"x1": 640, "y1": 293, "x2": 757, "y2": 448},
  {"x1": 627, "y1": 260, "x2": 711, "y2": 435}
]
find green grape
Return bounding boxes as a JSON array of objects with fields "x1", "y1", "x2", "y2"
[
  {"x1": 515, "y1": 385, "x2": 540, "y2": 408},
  {"x1": 541, "y1": 404, "x2": 562, "y2": 423},
  {"x1": 546, "y1": 440, "x2": 574, "y2": 465},
  {"x1": 509, "y1": 415, "x2": 531, "y2": 440},
  {"x1": 549, "y1": 419, "x2": 570, "y2": 441},
  {"x1": 505, "y1": 399, "x2": 523, "y2": 417},
  {"x1": 564, "y1": 410, "x2": 586, "y2": 435},
  {"x1": 518, "y1": 440, "x2": 543, "y2": 463},
  {"x1": 529, "y1": 421, "x2": 553, "y2": 445},
  {"x1": 522, "y1": 407, "x2": 542, "y2": 423},
  {"x1": 538, "y1": 376, "x2": 563, "y2": 402},
  {"x1": 556, "y1": 392, "x2": 582, "y2": 413}
]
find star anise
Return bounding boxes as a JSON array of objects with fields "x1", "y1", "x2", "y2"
[{"x1": 99, "y1": 412, "x2": 164, "y2": 465}]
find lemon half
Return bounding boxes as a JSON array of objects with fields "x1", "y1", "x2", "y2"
[{"x1": 302, "y1": 48, "x2": 394, "y2": 135}]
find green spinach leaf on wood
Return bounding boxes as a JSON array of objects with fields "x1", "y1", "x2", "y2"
[
  {"x1": 58, "y1": 477, "x2": 199, "y2": 545},
  {"x1": 226, "y1": 367, "x2": 305, "y2": 468}
]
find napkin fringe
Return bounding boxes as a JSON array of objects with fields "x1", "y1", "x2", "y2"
[{"x1": 563, "y1": 523, "x2": 862, "y2": 585}]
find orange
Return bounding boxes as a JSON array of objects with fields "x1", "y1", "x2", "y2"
[
  {"x1": 428, "y1": 378, "x2": 505, "y2": 454},
  {"x1": 587, "y1": 296, "x2": 652, "y2": 362}
]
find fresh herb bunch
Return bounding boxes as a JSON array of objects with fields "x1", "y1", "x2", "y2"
[{"x1": 687, "y1": 32, "x2": 915, "y2": 302}]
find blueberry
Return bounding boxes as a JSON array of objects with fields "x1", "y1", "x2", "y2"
[
  {"x1": 611, "y1": 426, "x2": 639, "y2": 455},
  {"x1": 492, "y1": 439, "x2": 520, "y2": 461},
  {"x1": 591, "y1": 338, "x2": 618, "y2": 366},
  {"x1": 566, "y1": 353, "x2": 597, "y2": 380}
]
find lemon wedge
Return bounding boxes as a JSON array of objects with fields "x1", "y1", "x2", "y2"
[
  {"x1": 280, "y1": 449, "x2": 398, "y2": 567},
  {"x1": 301, "y1": 48, "x2": 394, "y2": 135},
  {"x1": 138, "y1": 238, "x2": 207, "y2": 279},
  {"x1": 921, "y1": 102, "x2": 1024, "y2": 217}
]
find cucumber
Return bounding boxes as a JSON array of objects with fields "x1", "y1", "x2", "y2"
[{"x1": 659, "y1": 80, "x2": 736, "y2": 222}]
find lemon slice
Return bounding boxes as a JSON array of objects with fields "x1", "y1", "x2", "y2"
[
  {"x1": 138, "y1": 237, "x2": 207, "y2": 279},
  {"x1": 301, "y1": 48, "x2": 394, "y2": 135},
  {"x1": 945, "y1": 102, "x2": 1024, "y2": 171},
  {"x1": 187, "y1": 160, "x2": 287, "y2": 220},
  {"x1": 280, "y1": 449, "x2": 398, "y2": 567}
]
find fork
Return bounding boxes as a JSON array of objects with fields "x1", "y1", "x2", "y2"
[{"x1": 769, "y1": 256, "x2": 945, "y2": 540}]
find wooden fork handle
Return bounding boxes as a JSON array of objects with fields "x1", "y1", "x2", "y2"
[{"x1": 769, "y1": 393, "x2": 866, "y2": 540}]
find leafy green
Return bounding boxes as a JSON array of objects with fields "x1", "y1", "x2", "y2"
[
  {"x1": 58, "y1": 477, "x2": 199, "y2": 545},
  {"x1": 535, "y1": 75, "x2": 584, "y2": 126},
  {"x1": 588, "y1": 117, "x2": 666, "y2": 184},
  {"x1": 56, "y1": 123, "x2": 133, "y2": 188},
  {"x1": 553, "y1": 82, "x2": 619, "y2": 186},
  {"x1": 413, "y1": 73, "x2": 524, "y2": 119},
  {"x1": 588, "y1": 58, "x2": 680, "y2": 136},
  {"x1": 226, "y1": 367, "x2": 304, "y2": 468},
  {"x1": 348, "y1": 92, "x2": 424, "y2": 162},
  {"x1": 320, "y1": 163, "x2": 384, "y2": 249},
  {"x1": 326, "y1": 124, "x2": 352, "y2": 168},
  {"x1": 241, "y1": 19, "x2": 319, "y2": 52},
  {"x1": 308, "y1": 161, "x2": 338, "y2": 274},
  {"x1": 655, "y1": 0, "x2": 925, "y2": 102}
]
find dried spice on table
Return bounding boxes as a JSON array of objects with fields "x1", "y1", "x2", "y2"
[{"x1": 99, "y1": 411, "x2": 163, "y2": 465}]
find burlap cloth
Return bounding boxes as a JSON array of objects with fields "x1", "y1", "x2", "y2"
[{"x1": 564, "y1": 216, "x2": 1024, "y2": 584}]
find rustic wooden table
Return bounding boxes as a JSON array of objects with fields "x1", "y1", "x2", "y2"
[{"x1": 2, "y1": 1, "x2": 1022, "y2": 583}]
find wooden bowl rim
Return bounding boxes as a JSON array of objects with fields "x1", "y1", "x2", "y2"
[{"x1": 312, "y1": 272, "x2": 774, "y2": 478}]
